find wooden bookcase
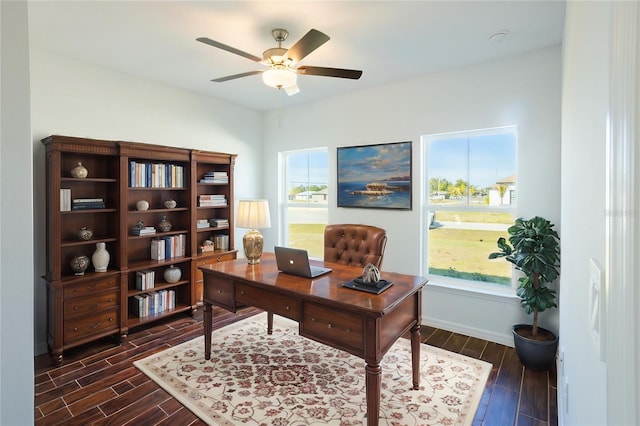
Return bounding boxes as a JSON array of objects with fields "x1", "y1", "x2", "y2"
[{"x1": 42, "y1": 135, "x2": 237, "y2": 364}]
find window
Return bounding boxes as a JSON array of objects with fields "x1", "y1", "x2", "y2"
[
  {"x1": 280, "y1": 148, "x2": 328, "y2": 258},
  {"x1": 424, "y1": 126, "x2": 517, "y2": 287}
]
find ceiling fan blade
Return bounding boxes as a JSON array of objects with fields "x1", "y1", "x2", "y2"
[
  {"x1": 196, "y1": 37, "x2": 262, "y2": 62},
  {"x1": 297, "y1": 66, "x2": 363, "y2": 80},
  {"x1": 284, "y1": 29, "x2": 330, "y2": 63},
  {"x1": 212, "y1": 70, "x2": 263, "y2": 82}
]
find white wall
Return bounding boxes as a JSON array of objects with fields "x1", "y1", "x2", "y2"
[
  {"x1": 560, "y1": 2, "x2": 640, "y2": 425},
  {"x1": 262, "y1": 46, "x2": 562, "y2": 345},
  {"x1": 30, "y1": 48, "x2": 265, "y2": 355},
  {"x1": 558, "y1": 3, "x2": 609, "y2": 424},
  {"x1": 1, "y1": 1, "x2": 35, "y2": 424}
]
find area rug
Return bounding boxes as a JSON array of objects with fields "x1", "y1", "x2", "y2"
[{"x1": 134, "y1": 312, "x2": 491, "y2": 425}]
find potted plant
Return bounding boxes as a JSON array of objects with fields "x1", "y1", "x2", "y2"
[{"x1": 489, "y1": 216, "x2": 560, "y2": 370}]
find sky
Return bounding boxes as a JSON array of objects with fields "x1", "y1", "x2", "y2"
[
  {"x1": 428, "y1": 132, "x2": 516, "y2": 188},
  {"x1": 337, "y1": 141, "x2": 411, "y2": 183},
  {"x1": 287, "y1": 149, "x2": 328, "y2": 185}
]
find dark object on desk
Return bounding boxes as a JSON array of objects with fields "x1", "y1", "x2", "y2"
[{"x1": 342, "y1": 278, "x2": 394, "y2": 294}]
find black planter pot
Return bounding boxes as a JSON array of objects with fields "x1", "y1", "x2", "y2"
[{"x1": 512, "y1": 324, "x2": 559, "y2": 370}]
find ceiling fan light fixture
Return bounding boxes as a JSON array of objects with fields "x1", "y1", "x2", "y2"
[{"x1": 262, "y1": 67, "x2": 297, "y2": 89}]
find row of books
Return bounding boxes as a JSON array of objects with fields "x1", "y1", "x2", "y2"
[
  {"x1": 150, "y1": 235, "x2": 186, "y2": 260},
  {"x1": 130, "y1": 290, "x2": 176, "y2": 318},
  {"x1": 129, "y1": 161, "x2": 186, "y2": 188},
  {"x1": 60, "y1": 189, "x2": 106, "y2": 211},
  {"x1": 199, "y1": 171, "x2": 228, "y2": 184},
  {"x1": 199, "y1": 194, "x2": 227, "y2": 207},
  {"x1": 136, "y1": 270, "x2": 155, "y2": 291},
  {"x1": 196, "y1": 218, "x2": 229, "y2": 229},
  {"x1": 72, "y1": 198, "x2": 105, "y2": 210}
]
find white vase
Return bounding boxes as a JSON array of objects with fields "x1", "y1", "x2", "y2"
[
  {"x1": 136, "y1": 200, "x2": 149, "y2": 211},
  {"x1": 164, "y1": 265, "x2": 182, "y2": 283},
  {"x1": 92, "y1": 242, "x2": 110, "y2": 272}
]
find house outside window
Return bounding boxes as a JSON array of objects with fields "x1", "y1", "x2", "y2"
[
  {"x1": 280, "y1": 148, "x2": 328, "y2": 258},
  {"x1": 424, "y1": 126, "x2": 517, "y2": 288}
]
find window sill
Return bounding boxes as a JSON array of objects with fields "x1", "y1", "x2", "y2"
[{"x1": 425, "y1": 276, "x2": 519, "y2": 303}]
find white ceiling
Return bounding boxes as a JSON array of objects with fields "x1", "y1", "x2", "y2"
[{"x1": 28, "y1": 1, "x2": 566, "y2": 111}]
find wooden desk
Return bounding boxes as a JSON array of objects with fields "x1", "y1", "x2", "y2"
[{"x1": 199, "y1": 252, "x2": 427, "y2": 426}]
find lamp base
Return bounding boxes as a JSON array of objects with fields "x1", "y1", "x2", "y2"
[{"x1": 243, "y1": 229, "x2": 264, "y2": 264}]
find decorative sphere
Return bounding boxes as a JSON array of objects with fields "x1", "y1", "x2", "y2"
[
  {"x1": 76, "y1": 227, "x2": 93, "y2": 241},
  {"x1": 164, "y1": 199, "x2": 177, "y2": 209},
  {"x1": 164, "y1": 265, "x2": 182, "y2": 283},
  {"x1": 70, "y1": 255, "x2": 90, "y2": 275},
  {"x1": 136, "y1": 200, "x2": 149, "y2": 211}
]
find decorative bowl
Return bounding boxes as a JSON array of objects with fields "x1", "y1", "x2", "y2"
[{"x1": 76, "y1": 227, "x2": 93, "y2": 241}]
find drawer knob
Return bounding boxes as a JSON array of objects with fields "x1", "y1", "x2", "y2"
[
  {"x1": 74, "y1": 306, "x2": 79, "y2": 310},
  {"x1": 327, "y1": 324, "x2": 332, "y2": 329},
  {"x1": 240, "y1": 290, "x2": 245, "y2": 295},
  {"x1": 216, "y1": 257, "x2": 221, "y2": 262},
  {"x1": 285, "y1": 306, "x2": 290, "y2": 311},
  {"x1": 217, "y1": 290, "x2": 222, "y2": 294},
  {"x1": 346, "y1": 328, "x2": 351, "y2": 334},
  {"x1": 73, "y1": 327, "x2": 78, "y2": 331},
  {"x1": 109, "y1": 318, "x2": 113, "y2": 322},
  {"x1": 311, "y1": 317, "x2": 315, "y2": 322}
]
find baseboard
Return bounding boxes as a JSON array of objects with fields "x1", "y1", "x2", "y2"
[{"x1": 423, "y1": 317, "x2": 515, "y2": 347}]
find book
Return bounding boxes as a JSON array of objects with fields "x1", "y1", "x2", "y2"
[
  {"x1": 151, "y1": 239, "x2": 165, "y2": 260},
  {"x1": 60, "y1": 189, "x2": 71, "y2": 212}
]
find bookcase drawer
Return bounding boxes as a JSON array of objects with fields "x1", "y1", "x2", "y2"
[
  {"x1": 63, "y1": 309, "x2": 119, "y2": 345},
  {"x1": 302, "y1": 303, "x2": 364, "y2": 353},
  {"x1": 64, "y1": 291, "x2": 119, "y2": 318},
  {"x1": 64, "y1": 277, "x2": 118, "y2": 299}
]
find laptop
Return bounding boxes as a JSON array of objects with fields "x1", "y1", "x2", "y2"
[{"x1": 274, "y1": 246, "x2": 332, "y2": 278}]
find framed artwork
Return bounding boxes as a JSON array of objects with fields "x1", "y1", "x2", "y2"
[{"x1": 337, "y1": 141, "x2": 412, "y2": 210}]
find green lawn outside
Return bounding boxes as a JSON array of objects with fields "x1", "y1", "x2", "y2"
[
  {"x1": 288, "y1": 224, "x2": 325, "y2": 259},
  {"x1": 429, "y1": 227, "x2": 511, "y2": 285}
]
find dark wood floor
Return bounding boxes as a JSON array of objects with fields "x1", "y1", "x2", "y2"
[{"x1": 35, "y1": 307, "x2": 558, "y2": 425}]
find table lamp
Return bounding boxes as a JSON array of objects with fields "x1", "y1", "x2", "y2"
[{"x1": 236, "y1": 199, "x2": 271, "y2": 264}]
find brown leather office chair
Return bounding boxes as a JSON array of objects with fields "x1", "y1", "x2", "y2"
[{"x1": 323, "y1": 224, "x2": 387, "y2": 268}]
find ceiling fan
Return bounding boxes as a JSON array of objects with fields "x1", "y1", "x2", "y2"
[{"x1": 196, "y1": 28, "x2": 363, "y2": 96}]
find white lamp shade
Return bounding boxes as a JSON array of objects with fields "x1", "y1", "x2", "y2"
[
  {"x1": 262, "y1": 67, "x2": 297, "y2": 89},
  {"x1": 237, "y1": 200, "x2": 271, "y2": 229}
]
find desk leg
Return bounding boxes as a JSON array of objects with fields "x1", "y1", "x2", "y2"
[
  {"x1": 204, "y1": 302, "x2": 212, "y2": 360},
  {"x1": 411, "y1": 323, "x2": 420, "y2": 389},
  {"x1": 365, "y1": 362, "x2": 381, "y2": 426},
  {"x1": 267, "y1": 312, "x2": 273, "y2": 335}
]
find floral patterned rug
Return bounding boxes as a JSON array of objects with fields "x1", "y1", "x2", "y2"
[{"x1": 134, "y1": 313, "x2": 491, "y2": 425}]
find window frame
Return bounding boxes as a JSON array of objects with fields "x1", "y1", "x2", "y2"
[
  {"x1": 278, "y1": 147, "x2": 329, "y2": 257},
  {"x1": 422, "y1": 126, "x2": 518, "y2": 293}
]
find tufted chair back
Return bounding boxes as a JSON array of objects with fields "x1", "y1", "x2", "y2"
[{"x1": 323, "y1": 224, "x2": 388, "y2": 269}]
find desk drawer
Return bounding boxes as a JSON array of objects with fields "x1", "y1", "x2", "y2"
[
  {"x1": 236, "y1": 283, "x2": 300, "y2": 320},
  {"x1": 64, "y1": 291, "x2": 118, "y2": 318},
  {"x1": 202, "y1": 276, "x2": 236, "y2": 311},
  {"x1": 194, "y1": 253, "x2": 236, "y2": 304},
  {"x1": 302, "y1": 303, "x2": 364, "y2": 353},
  {"x1": 64, "y1": 277, "x2": 118, "y2": 299},
  {"x1": 63, "y1": 309, "x2": 118, "y2": 345}
]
